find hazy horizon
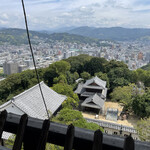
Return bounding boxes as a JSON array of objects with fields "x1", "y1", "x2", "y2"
[{"x1": 1, "y1": 0, "x2": 150, "y2": 30}]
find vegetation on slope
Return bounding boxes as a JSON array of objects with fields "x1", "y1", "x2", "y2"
[
  {"x1": 0, "y1": 28, "x2": 110, "y2": 46},
  {"x1": 1, "y1": 54, "x2": 150, "y2": 119}
]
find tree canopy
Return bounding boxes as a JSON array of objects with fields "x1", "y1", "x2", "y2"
[
  {"x1": 84, "y1": 57, "x2": 107, "y2": 75},
  {"x1": 132, "y1": 90, "x2": 150, "y2": 118},
  {"x1": 1, "y1": 54, "x2": 150, "y2": 120},
  {"x1": 52, "y1": 83, "x2": 79, "y2": 109},
  {"x1": 53, "y1": 108, "x2": 104, "y2": 131}
]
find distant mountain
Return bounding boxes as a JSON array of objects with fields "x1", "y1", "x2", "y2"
[
  {"x1": 0, "y1": 28, "x2": 106, "y2": 46},
  {"x1": 0, "y1": 28, "x2": 50, "y2": 45},
  {"x1": 68, "y1": 26, "x2": 150, "y2": 41},
  {"x1": 47, "y1": 32, "x2": 100, "y2": 44},
  {"x1": 38, "y1": 27, "x2": 76, "y2": 34},
  {"x1": 53, "y1": 26, "x2": 76, "y2": 33}
]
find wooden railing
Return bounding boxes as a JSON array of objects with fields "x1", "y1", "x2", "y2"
[{"x1": 0, "y1": 110, "x2": 150, "y2": 150}]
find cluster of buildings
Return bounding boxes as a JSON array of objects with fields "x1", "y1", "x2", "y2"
[
  {"x1": 0, "y1": 76, "x2": 139, "y2": 140},
  {"x1": 81, "y1": 41, "x2": 150, "y2": 70},
  {"x1": 75, "y1": 76, "x2": 139, "y2": 140},
  {"x1": 0, "y1": 40, "x2": 150, "y2": 75}
]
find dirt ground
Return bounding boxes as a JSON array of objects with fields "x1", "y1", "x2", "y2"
[
  {"x1": 82, "y1": 102, "x2": 139, "y2": 127},
  {"x1": 104, "y1": 101, "x2": 124, "y2": 115}
]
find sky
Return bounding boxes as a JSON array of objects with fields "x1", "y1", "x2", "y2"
[{"x1": 1, "y1": 0, "x2": 150, "y2": 30}]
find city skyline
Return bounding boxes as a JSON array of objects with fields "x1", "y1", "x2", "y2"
[{"x1": 1, "y1": 0, "x2": 150, "y2": 30}]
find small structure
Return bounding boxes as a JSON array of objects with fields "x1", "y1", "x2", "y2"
[
  {"x1": 0, "y1": 81, "x2": 66, "y2": 120},
  {"x1": 106, "y1": 108, "x2": 118, "y2": 122},
  {"x1": 75, "y1": 76, "x2": 107, "y2": 114}
]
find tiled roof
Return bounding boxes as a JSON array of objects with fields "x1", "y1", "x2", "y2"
[
  {"x1": 74, "y1": 83, "x2": 85, "y2": 94},
  {"x1": 81, "y1": 93, "x2": 105, "y2": 109},
  {"x1": 0, "y1": 82, "x2": 66, "y2": 120},
  {"x1": 84, "y1": 76, "x2": 106, "y2": 89}
]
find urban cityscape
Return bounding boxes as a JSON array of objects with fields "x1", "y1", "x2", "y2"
[
  {"x1": 0, "y1": 0, "x2": 150, "y2": 149},
  {"x1": 0, "y1": 39, "x2": 150, "y2": 76}
]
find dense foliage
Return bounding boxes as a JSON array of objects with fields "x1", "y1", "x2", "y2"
[
  {"x1": 1, "y1": 54, "x2": 150, "y2": 119},
  {"x1": 52, "y1": 83, "x2": 79, "y2": 109},
  {"x1": 0, "y1": 69, "x2": 44, "y2": 102},
  {"x1": 132, "y1": 90, "x2": 150, "y2": 118},
  {"x1": 136, "y1": 118, "x2": 150, "y2": 142},
  {"x1": 53, "y1": 108, "x2": 104, "y2": 131}
]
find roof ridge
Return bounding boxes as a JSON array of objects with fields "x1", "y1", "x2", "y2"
[
  {"x1": 11, "y1": 81, "x2": 44, "y2": 101},
  {"x1": 0, "y1": 100, "x2": 11, "y2": 109}
]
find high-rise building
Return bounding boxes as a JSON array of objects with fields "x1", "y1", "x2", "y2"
[
  {"x1": 137, "y1": 52, "x2": 143, "y2": 60},
  {"x1": 3, "y1": 61, "x2": 18, "y2": 75},
  {"x1": 24, "y1": 60, "x2": 33, "y2": 67}
]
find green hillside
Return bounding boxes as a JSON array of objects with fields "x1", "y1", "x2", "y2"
[{"x1": 0, "y1": 28, "x2": 109, "y2": 46}]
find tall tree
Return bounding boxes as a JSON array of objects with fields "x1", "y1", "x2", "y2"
[
  {"x1": 54, "y1": 108, "x2": 104, "y2": 131},
  {"x1": 132, "y1": 90, "x2": 150, "y2": 118},
  {"x1": 52, "y1": 83, "x2": 79, "y2": 108},
  {"x1": 65, "y1": 54, "x2": 91, "y2": 73},
  {"x1": 84, "y1": 57, "x2": 107, "y2": 75},
  {"x1": 44, "y1": 60, "x2": 70, "y2": 86},
  {"x1": 110, "y1": 84, "x2": 139, "y2": 111},
  {"x1": 80, "y1": 72, "x2": 91, "y2": 81}
]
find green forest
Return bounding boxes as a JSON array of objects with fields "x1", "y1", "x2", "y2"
[
  {"x1": 0, "y1": 28, "x2": 108, "y2": 46},
  {"x1": 1, "y1": 54, "x2": 150, "y2": 141},
  {"x1": 1, "y1": 54, "x2": 150, "y2": 117}
]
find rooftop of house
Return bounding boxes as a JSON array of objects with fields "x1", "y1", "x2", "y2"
[
  {"x1": 84, "y1": 76, "x2": 106, "y2": 89},
  {"x1": 74, "y1": 76, "x2": 107, "y2": 95},
  {"x1": 0, "y1": 81, "x2": 67, "y2": 120},
  {"x1": 81, "y1": 93, "x2": 105, "y2": 109}
]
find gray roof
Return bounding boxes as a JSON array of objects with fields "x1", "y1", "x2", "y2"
[
  {"x1": 81, "y1": 93, "x2": 105, "y2": 109},
  {"x1": 102, "y1": 87, "x2": 107, "y2": 98},
  {"x1": 75, "y1": 76, "x2": 107, "y2": 99},
  {"x1": 106, "y1": 108, "x2": 118, "y2": 122},
  {"x1": 74, "y1": 83, "x2": 85, "y2": 94},
  {"x1": 0, "y1": 82, "x2": 66, "y2": 119},
  {"x1": 84, "y1": 76, "x2": 106, "y2": 89}
]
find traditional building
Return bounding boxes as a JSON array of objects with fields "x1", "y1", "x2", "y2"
[
  {"x1": 75, "y1": 76, "x2": 107, "y2": 114},
  {"x1": 0, "y1": 81, "x2": 66, "y2": 120}
]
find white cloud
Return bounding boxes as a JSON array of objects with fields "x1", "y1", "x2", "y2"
[{"x1": 1, "y1": 0, "x2": 150, "y2": 29}]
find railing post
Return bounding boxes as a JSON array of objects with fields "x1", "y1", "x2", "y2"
[
  {"x1": 0, "y1": 110, "x2": 7, "y2": 139},
  {"x1": 64, "y1": 124, "x2": 75, "y2": 150},
  {"x1": 13, "y1": 114, "x2": 28, "y2": 150},
  {"x1": 23, "y1": 119, "x2": 50, "y2": 150},
  {"x1": 37, "y1": 119, "x2": 50, "y2": 150},
  {"x1": 124, "y1": 136, "x2": 134, "y2": 150},
  {"x1": 92, "y1": 129, "x2": 103, "y2": 150}
]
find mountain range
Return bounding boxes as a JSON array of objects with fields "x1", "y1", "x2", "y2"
[
  {"x1": 1, "y1": 26, "x2": 150, "y2": 45},
  {"x1": 66, "y1": 26, "x2": 150, "y2": 41},
  {"x1": 0, "y1": 28, "x2": 102, "y2": 45}
]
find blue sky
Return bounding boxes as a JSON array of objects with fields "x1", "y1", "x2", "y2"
[{"x1": 1, "y1": 0, "x2": 150, "y2": 30}]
